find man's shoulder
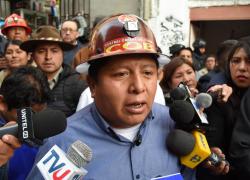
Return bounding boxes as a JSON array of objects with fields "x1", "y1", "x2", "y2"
[
  {"x1": 67, "y1": 103, "x2": 94, "y2": 128},
  {"x1": 67, "y1": 104, "x2": 93, "y2": 122},
  {"x1": 59, "y1": 65, "x2": 85, "y2": 84},
  {"x1": 152, "y1": 102, "x2": 169, "y2": 112},
  {"x1": 152, "y1": 103, "x2": 171, "y2": 121}
]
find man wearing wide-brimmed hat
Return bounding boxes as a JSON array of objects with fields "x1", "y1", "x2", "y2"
[{"x1": 20, "y1": 25, "x2": 87, "y2": 117}]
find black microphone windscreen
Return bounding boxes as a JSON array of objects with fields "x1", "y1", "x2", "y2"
[
  {"x1": 170, "y1": 87, "x2": 188, "y2": 101},
  {"x1": 169, "y1": 100, "x2": 195, "y2": 124},
  {"x1": 32, "y1": 108, "x2": 67, "y2": 139},
  {"x1": 167, "y1": 129, "x2": 195, "y2": 156}
]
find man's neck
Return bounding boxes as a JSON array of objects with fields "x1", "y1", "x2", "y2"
[{"x1": 46, "y1": 67, "x2": 63, "y2": 81}]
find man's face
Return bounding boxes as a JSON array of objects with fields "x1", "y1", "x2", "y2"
[
  {"x1": 33, "y1": 43, "x2": 63, "y2": 79},
  {"x1": 88, "y1": 54, "x2": 158, "y2": 128},
  {"x1": 205, "y1": 56, "x2": 216, "y2": 71},
  {"x1": 6, "y1": 27, "x2": 29, "y2": 41},
  {"x1": 199, "y1": 47, "x2": 206, "y2": 54},
  {"x1": 60, "y1": 21, "x2": 79, "y2": 44},
  {"x1": 179, "y1": 49, "x2": 193, "y2": 63}
]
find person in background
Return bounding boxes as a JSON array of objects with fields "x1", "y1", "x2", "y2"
[
  {"x1": 0, "y1": 35, "x2": 7, "y2": 55},
  {"x1": 178, "y1": 46, "x2": 193, "y2": 64},
  {"x1": 71, "y1": 15, "x2": 106, "y2": 69},
  {"x1": 1, "y1": 13, "x2": 31, "y2": 42},
  {"x1": 160, "y1": 57, "x2": 199, "y2": 104},
  {"x1": 0, "y1": 13, "x2": 32, "y2": 70},
  {"x1": 196, "y1": 54, "x2": 216, "y2": 80},
  {"x1": 20, "y1": 26, "x2": 87, "y2": 117},
  {"x1": 0, "y1": 35, "x2": 7, "y2": 58},
  {"x1": 198, "y1": 40, "x2": 238, "y2": 92},
  {"x1": 0, "y1": 40, "x2": 31, "y2": 86},
  {"x1": 169, "y1": 43, "x2": 185, "y2": 59},
  {"x1": 168, "y1": 43, "x2": 194, "y2": 67},
  {"x1": 160, "y1": 56, "x2": 232, "y2": 105},
  {"x1": 192, "y1": 38, "x2": 207, "y2": 71},
  {"x1": 73, "y1": 12, "x2": 88, "y2": 39},
  {"x1": 0, "y1": 35, "x2": 8, "y2": 71},
  {"x1": 60, "y1": 19, "x2": 84, "y2": 65},
  {"x1": 0, "y1": 66, "x2": 50, "y2": 180},
  {"x1": 197, "y1": 40, "x2": 250, "y2": 180},
  {"x1": 230, "y1": 86, "x2": 250, "y2": 179}
]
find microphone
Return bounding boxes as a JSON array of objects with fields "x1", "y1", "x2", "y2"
[
  {"x1": 175, "y1": 82, "x2": 210, "y2": 124},
  {"x1": 166, "y1": 129, "x2": 195, "y2": 156},
  {"x1": 37, "y1": 140, "x2": 93, "y2": 180},
  {"x1": 195, "y1": 93, "x2": 213, "y2": 109},
  {"x1": 169, "y1": 100, "x2": 195, "y2": 124},
  {"x1": 169, "y1": 100, "x2": 205, "y2": 131},
  {"x1": 170, "y1": 87, "x2": 188, "y2": 101},
  {"x1": 0, "y1": 107, "x2": 67, "y2": 146},
  {"x1": 167, "y1": 129, "x2": 227, "y2": 169}
]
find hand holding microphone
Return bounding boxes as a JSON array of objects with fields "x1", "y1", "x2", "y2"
[
  {"x1": 203, "y1": 147, "x2": 230, "y2": 175},
  {"x1": 0, "y1": 107, "x2": 67, "y2": 166},
  {"x1": 207, "y1": 84, "x2": 232, "y2": 103},
  {"x1": 168, "y1": 101, "x2": 229, "y2": 174},
  {"x1": 167, "y1": 129, "x2": 229, "y2": 171},
  {"x1": 0, "y1": 107, "x2": 67, "y2": 146},
  {"x1": 0, "y1": 122, "x2": 22, "y2": 167}
]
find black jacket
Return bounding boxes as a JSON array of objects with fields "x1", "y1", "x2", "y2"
[
  {"x1": 229, "y1": 87, "x2": 250, "y2": 179},
  {"x1": 48, "y1": 64, "x2": 87, "y2": 117},
  {"x1": 196, "y1": 85, "x2": 246, "y2": 180}
]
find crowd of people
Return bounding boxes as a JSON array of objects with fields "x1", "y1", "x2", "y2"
[{"x1": 0, "y1": 11, "x2": 249, "y2": 180}]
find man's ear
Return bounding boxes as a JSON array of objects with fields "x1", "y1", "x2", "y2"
[
  {"x1": 76, "y1": 30, "x2": 80, "y2": 39},
  {"x1": 158, "y1": 68, "x2": 164, "y2": 81},
  {"x1": 0, "y1": 95, "x2": 7, "y2": 112},
  {"x1": 87, "y1": 75, "x2": 96, "y2": 98}
]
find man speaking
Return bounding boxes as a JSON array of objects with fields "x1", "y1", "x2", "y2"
[{"x1": 26, "y1": 14, "x2": 189, "y2": 180}]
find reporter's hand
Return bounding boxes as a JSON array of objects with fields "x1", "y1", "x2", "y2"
[
  {"x1": 207, "y1": 84, "x2": 232, "y2": 103},
  {"x1": 0, "y1": 122, "x2": 21, "y2": 167},
  {"x1": 202, "y1": 147, "x2": 230, "y2": 175},
  {"x1": 189, "y1": 87, "x2": 199, "y2": 97}
]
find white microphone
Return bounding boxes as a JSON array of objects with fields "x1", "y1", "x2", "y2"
[
  {"x1": 195, "y1": 93, "x2": 213, "y2": 109},
  {"x1": 37, "y1": 140, "x2": 92, "y2": 180}
]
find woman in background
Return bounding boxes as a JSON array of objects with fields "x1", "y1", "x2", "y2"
[
  {"x1": 0, "y1": 40, "x2": 31, "y2": 86},
  {"x1": 197, "y1": 41, "x2": 250, "y2": 180}
]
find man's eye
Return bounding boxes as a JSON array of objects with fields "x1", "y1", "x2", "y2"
[
  {"x1": 114, "y1": 72, "x2": 128, "y2": 77},
  {"x1": 37, "y1": 50, "x2": 45, "y2": 53},
  {"x1": 144, "y1": 71, "x2": 153, "y2": 76},
  {"x1": 52, "y1": 49, "x2": 59, "y2": 53}
]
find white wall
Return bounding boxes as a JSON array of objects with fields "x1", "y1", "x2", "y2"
[
  {"x1": 147, "y1": 0, "x2": 190, "y2": 55},
  {"x1": 188, "y1": 0, "x2": 250, "y2": 7}
]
